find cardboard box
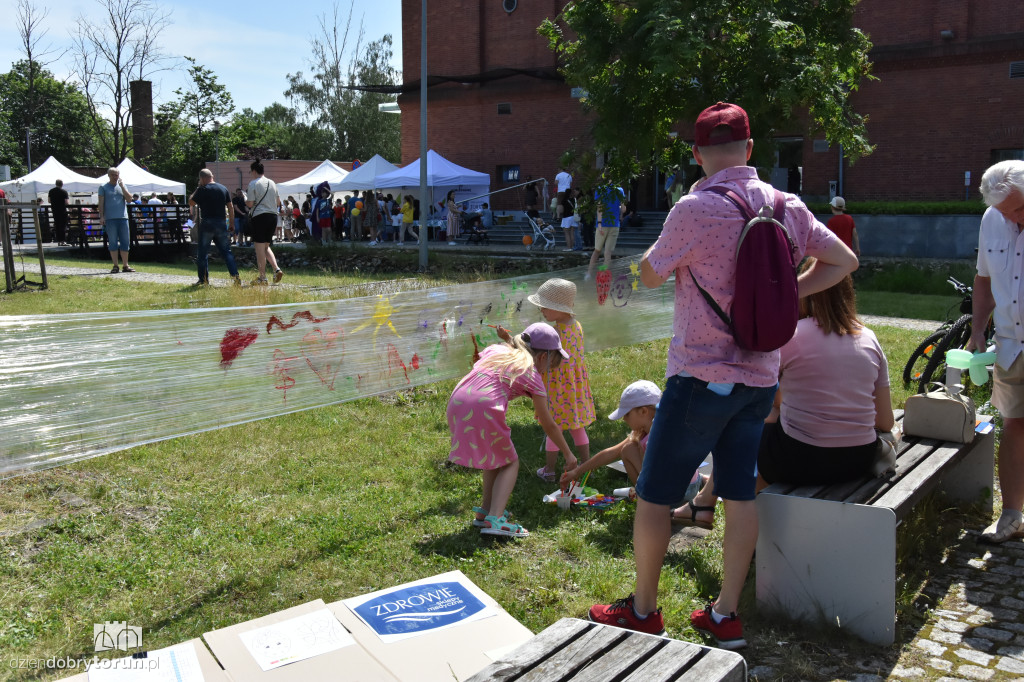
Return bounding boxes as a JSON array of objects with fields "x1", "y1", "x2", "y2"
[
  {"x1": 328, "y1": 571, "x2": 534, "y2": 682},
  {"x1": 203, "y1": 599, "x2": 397, "y2": 681},
  {"x1": 57, "y1": 638, "x2": 229, "y2": 681}
]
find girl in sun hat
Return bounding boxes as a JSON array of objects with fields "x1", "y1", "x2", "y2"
[
  {"x1": 527, "y1": 278, "x2": 596, "y2": 482},
  {"x1": 447, "y1": 322, "x2": 579, "y2": 538}
]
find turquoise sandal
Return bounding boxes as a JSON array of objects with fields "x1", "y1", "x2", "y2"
[
  {"x1": 472, "y1": 506, "x2": 508, "y2": 528},
  {"x1": 480, "y1": 514, "x2": 529, "y2": 538}
]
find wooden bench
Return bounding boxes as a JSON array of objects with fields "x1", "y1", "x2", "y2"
[
  {"x1": 755, "y1": 411, "x2": 994, "y2": 645},
  {"x1": 465, "y1": 617, "x2": 746, "y2": 682}
]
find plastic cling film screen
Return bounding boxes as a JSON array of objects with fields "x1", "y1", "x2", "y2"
[{"x1": 0, "y1": 261, "x2": 674, "y2": 477}]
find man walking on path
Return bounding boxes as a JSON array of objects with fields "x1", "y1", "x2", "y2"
[
  {"x1": 97, "y1": 168, "x2": 136, "y2": 273},
  {"x1": 972, "y1": 160, "x2": 1024, "y2": 544},
  {"x1": 189, "y1": 169, "x2": 241, "y2": 287},
  {"x1": 587, "y1": 102, "x2": 857, "y2": 649}
]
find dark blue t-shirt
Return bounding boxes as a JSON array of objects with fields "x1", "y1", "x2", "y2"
[{"x1": 192, "y1": 182, "x2": 231, "y2": 222}]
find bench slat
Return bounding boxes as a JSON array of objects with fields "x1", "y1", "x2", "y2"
[
  {"x1": 619, "y1": 640, "x2": 712, "y2": 682},
  {"x1": 464, "y1": 618, "x2": 587, "y2": 681},
  {"x1": 873, "y1": 443, "x2": 964, "y2": 515},
  {"x1": 515, "y1": 623, "x2": 629, "y2": 682},
  {"x1": 845, "y1": 440, "x2": 939, "y2": 505},
  {"x1": 679, "y1": 648, "x2": 748, "y2": 682},
  {"x1": 567, "y1": 633, "x2": 665, "y2": 681}
]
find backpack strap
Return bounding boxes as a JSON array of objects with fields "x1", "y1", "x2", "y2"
[
  {"x1": 687, "y1": 185, "x2": 792, "y2": 330},
  {"x1": 688, "y1": 266, "x2": 733, "y2": 331}
]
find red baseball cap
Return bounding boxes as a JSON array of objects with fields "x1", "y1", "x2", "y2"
[{"x1": 694, "y1": 102, "x2": 750, "y2": 147}]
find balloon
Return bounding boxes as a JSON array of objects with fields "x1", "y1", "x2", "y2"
[
  {"x1": 355, "y1": 201, "x2": 363, "y2": 209},
  {"x1": 522, "y1": 235, "x2": 533, "y2": 246},
  {"x1": 351, "y1": 208, "x2": 360, "y2": 216}
]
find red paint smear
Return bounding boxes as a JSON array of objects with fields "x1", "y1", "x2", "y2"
[
  {"x1": 386, "y1": 344, "x2": 410, "y2": 384},
  {"x1": 266, "y1": 310, "x2": 330, "y2": 334},
  {"x1": 220, "y1": 327, "x2": 259, "y2": 367},
  {"x1": 411, "y1": 353, "x2": 421, "y2": 370}
]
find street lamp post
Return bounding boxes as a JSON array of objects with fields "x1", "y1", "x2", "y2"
[
  {"x1": 213, "y1": 121, "x2": 221, "y2": 163},
  {"x1": 418, "y1": 0, "x2": 429, "y2": 271}
]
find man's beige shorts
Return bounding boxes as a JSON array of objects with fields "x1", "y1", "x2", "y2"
[
  {"x1": 993, "y1": 354, "x2": 1024, "y2": 418},
  {"x1": 594, "y1": 226, "x2": 620, "y2": 253}
]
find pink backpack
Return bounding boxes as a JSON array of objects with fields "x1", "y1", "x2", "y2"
[{"x1": 688, "y1": 186, "x2": 799, "y2": 353}]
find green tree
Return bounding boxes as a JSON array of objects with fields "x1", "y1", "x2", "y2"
[
  {"x1": 223, "y1": 104, "x2": 332, "y2": 161},
  {"x1": 0, "y1": 60, "x2": 99, "y2": 177},
  {"x1": 148, "y1": 57, "x2": 234, "y2": 185},
  {"x1": 285, "y1": 1, "x2": 400, "y2": 161},
  {"x1": 539, "y1": 0, "x2": 873, "y2": 183}
]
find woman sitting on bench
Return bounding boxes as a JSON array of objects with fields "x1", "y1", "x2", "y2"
[{"x1": 672, "y1": 259, "x2": 896, "y2": 529}]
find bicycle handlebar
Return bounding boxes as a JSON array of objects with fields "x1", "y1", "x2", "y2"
[{"x1": 948, "y1": 276, "x2": 972, "y2": 295}]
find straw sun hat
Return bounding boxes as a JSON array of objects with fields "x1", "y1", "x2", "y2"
[{"x1": 528, "y1": 278, "x2": 576, "y2": 315}]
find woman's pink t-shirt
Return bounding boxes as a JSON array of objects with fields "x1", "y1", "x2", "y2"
[{"x1": 779, "y1": 318, "x2": 889, "y2": 448}]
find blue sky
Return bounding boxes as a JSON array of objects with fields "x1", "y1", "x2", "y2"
[{"x1": 0, "y1": 0, "x2": 404, "y2": 117}]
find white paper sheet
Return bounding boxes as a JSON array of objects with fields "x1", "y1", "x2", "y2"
[
  {"x1": 87, "y1": 642, "x2": 204, "y2": 682},
  {"x1": 237, "y1": 607, "x2": 355, "y2": 671}
]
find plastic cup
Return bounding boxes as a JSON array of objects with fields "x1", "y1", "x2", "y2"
[
  {"x1": 613, "y1": 487, "x2": 632, "y2": 498},
  {"x1": 557, "y1": 495, "x2": 570, "y2": 510}
]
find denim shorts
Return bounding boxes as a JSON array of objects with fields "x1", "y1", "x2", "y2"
[
  {"x1": 636, "y1": 374, "x2": 777, "y2": 505},
  {"x1": 105, "y1": 218, "x2": 130, "y2": 252}
]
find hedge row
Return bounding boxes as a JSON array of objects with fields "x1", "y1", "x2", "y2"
[{"x1": 805, "y1": 201, "x2": 987, "y2": 216}]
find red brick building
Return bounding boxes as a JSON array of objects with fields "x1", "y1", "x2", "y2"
[{"x1": 398, "y1": 1, "x2": 1024, "y2": 207}]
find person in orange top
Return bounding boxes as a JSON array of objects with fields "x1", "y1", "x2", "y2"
[{"x1": 826, "y1": 196, "x2": 860, "y2": 256}]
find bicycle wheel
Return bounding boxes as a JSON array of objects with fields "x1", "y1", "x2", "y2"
[
  {"x1": 902, "y1": 329, "x2": 947, "y2": 388},
  {"x1": 917, "y1": 314, "x2": 973, "y2": 394}
]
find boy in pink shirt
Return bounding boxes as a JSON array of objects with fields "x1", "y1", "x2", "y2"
[{"x1": 588, "y1": 102, "x2": 858, "y2": 648}]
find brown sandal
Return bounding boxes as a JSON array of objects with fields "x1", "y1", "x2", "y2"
[{"x1": 670, "y1": 503, "x2": 715, "y2": 530}]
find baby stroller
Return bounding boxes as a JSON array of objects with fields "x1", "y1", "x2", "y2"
[
  {"x1": 525, "y1": 215, "x2": 555, "y2": 251},
  {"x1": 463, "y1": 215, "x2": 490, "y2": 245}
]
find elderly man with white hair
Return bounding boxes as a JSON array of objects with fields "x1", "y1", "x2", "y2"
[
  {"x1": 973, "y1": 160, "x2": 1024, "y2": 543},
  {"x1": 97, "y1": 167, "x2": 135, "y2": 273}
]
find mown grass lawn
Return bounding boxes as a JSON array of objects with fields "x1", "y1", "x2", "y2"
[{"x1": 0, "y1": 258, "x2": 992, "y2": 680}]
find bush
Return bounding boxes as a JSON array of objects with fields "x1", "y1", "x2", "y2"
[
  {"x1": 854, "y1": 260, "x2": 977, "y2": 295},
  {"x1": 806, "y1": 200, "x2": 986, "y2": 215}
]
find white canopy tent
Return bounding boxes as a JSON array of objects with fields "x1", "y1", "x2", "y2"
[
  {"x1": 374, "y1": 150, "x2": 490, "y2": 213},
  {"x1": 277, "y1": 160, "x2": 350, "y2": 197},
  {"x1": 334, "y1": 154, "x2": 400, "y2": 191},
  {"x1": 113, "y1": 158, "x2": 186, "y2": 196},
  {"x1": 0, "y1": 157, "x2": 102, "y2": 201}
]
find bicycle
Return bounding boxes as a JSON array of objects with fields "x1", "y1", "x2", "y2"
[{"x1": 902, "y1": 277, "x2": 993, "y2": 394}]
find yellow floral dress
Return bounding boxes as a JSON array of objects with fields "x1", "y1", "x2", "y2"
[{"x1": 544, "y1": 319, "x2": 596, "y2": 429}]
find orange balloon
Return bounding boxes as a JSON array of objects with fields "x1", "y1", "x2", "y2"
[
  {"x1": 522, "y1": 235, "x2": 533, "y2": 246},
  {"x1": 355, "y1": 201, "x2": 364, "y2": 209}
]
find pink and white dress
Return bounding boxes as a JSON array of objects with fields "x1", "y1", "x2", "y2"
[{"x1": 447, "y1": 345, "x2": 547, "y2": 470}]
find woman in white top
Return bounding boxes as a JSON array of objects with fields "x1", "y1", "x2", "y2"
[{"x1": 245, "y1": 159, "x2": 284, "y2": 285}]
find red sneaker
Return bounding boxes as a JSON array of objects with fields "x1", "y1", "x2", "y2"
[
  {"x1": 690, "y1": 603, "x2": 746, "y2": 650},
  {"x1": 588, "y1": 595, "x2": 665, "y2": 636}
]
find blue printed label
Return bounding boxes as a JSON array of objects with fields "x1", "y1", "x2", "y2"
[{"x1": 352, "y1": 581, "x2": 486, "y2": 637}]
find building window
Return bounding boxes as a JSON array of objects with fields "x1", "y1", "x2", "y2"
[
  {"x1": 497, "y1": 103, "x2": 511, "y2": 115},
  {"x1": 497, "y1": 165, "x2": 520, "y2": 183},
  {"x1": 992, "y1": 149, "x2": 1024, "y2": 164}
]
